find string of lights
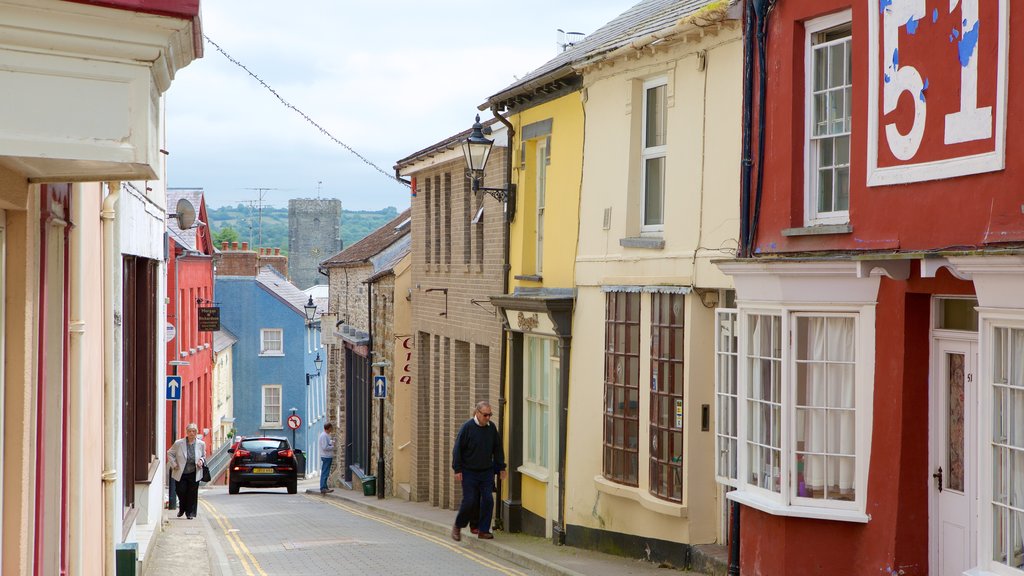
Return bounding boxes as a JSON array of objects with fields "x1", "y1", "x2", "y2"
[{"x1": 203, "y1": 34, "x2": 409, "y2": 188}]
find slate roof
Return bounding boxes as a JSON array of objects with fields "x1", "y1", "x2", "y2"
[
  {"x1": 255, "y1": 265, "x2": 320, "y2": 319},
  {"x1": 166, "y1": 188, "x2": 204, "y2": 251},
  {"x1": 366, "y1": 236, "x2": 411, "y2": 283},
  {"x1": 322, "y1": 208, "x2": 412, "y2": 267},
  {"x1": 212, "y1": 327, "x2": 238, "y2": 353},
  {"x1": 484, "y1": 0, "x2": 735, "y2": 110},
  {"x1": 394, "y1": 116, "x2": 503, "y2": 171}
]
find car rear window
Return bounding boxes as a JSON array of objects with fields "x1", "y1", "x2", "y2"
[{"x1": 239, "y1": 439, "x2": 287, "y2": 451}]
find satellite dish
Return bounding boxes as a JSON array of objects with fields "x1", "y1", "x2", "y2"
[{"x1": 174, "y1": 198, "x2": 197, "y2": 229}]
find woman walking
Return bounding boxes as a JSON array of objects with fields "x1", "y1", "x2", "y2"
[{"x1": 167, "y1": 423, "x2": 206, "y2": 519}]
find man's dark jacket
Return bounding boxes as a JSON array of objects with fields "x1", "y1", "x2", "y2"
[{"x1": 451, "y1": 418, "x2": 506, "y2": 473}]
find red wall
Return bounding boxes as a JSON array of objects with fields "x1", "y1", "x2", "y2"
[
  {"x1": 751, "y1": 0, "x2": 1023, "y2": 255},
  {"x1": 740, "y1": 266, "x2": 974, "y2": 574},
  {"x1": 165, "y1": 241, "x2": 214, "y2": 454},
  {"x1": 62, "y1": 0, "x2": 199, "y2": 19}
]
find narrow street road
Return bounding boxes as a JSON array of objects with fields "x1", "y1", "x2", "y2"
[{"x1": 193, "y1": 480, "x2": 541, "y2": 576}]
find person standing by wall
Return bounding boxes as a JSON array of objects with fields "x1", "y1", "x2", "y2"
[
  {"x1": 451, "y1": 401, "x2": 506, "y2": 541},
  {"x1": 167, "y1": 423, "x2": 206, "y2": 519},
  {"x1": 319, "y1": 422, "x2": 336, "y2": 494}
]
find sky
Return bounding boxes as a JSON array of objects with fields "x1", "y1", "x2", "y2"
[{"x1": 165, "y1": 0, "x2": 631, "y2": 212}]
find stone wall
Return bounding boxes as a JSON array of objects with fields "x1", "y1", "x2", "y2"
[{"x1": 288, "y1": 198, "x2": 342, "y2": 290}]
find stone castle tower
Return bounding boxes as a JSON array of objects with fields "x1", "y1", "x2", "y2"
[{"x1": 288, "y1": 198, "x2": 342, "y2": 289}]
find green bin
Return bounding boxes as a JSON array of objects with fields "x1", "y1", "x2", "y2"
[
  {"x1": 115, "y1": 542, "x2": 137, "y2": 576},
  {"x1": 362, "y1": 475, "x2": 376, "y2": 496}
]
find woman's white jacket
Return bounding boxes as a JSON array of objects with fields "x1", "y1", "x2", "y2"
[{"x1": 167, "y1": 437, "x2": 206, "y2": 482}]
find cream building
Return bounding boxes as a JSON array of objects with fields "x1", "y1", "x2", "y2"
[{"x1": 565, "y1": 0, "x2": 742, "y2": 568}]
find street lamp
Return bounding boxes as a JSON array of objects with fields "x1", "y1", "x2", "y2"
[
  {"x1": 462, "y1": 115, "x2": 515, "y2": 203},
  {"x1": 304, "y1": 295, "x2": 317, "y2": 324}
]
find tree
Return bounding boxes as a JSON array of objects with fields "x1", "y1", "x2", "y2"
[{"x1": 212, "y1": 225, "x2": 240, "y2": 246}]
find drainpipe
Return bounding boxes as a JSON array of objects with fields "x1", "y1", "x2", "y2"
[
  {"x1": 68, "y1": 187, "x2": 86, "y2": 573},
  {"x1": 100, "y1": 184, "x2": 120, "y2": 576},
  {"x1": 490, "y1": 105, "x2": 516, "y2": 532},
  {"x1": 739, "y1": 0, "x2": 755, "y2": 258}
]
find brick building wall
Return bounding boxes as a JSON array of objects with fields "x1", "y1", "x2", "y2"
[
  {"x1": 215, "y1": 242, "x2": 288, "y2": 278},
  {"x1": 406, "y1": 147, "x2": 508, "y2": 507},
  {"x1": 369, "y1": 273, "x2": 396, "y2": 496}
]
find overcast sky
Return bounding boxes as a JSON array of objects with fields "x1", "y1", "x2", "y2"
[{"x1": 165, "y1": 1, "x2": 630, "y2": 212}]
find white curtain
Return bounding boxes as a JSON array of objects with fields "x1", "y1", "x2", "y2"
[{"x1": 800, "y1": 316, "x2": 855, "y2": 500}]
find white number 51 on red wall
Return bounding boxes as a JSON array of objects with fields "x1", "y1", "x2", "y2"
[{"x1": 867, "y1": 0, "x2": 1007, "y2": 185}]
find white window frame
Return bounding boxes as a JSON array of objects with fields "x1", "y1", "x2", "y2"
[
  {"x1": 522, "y1": 335, "x2": 555, "y2": 478},
  {"x1": 978, "y1": 314, "x2": 1024, "y2": 576},
  {"x1": 536, "y1": 137, "x2": 549, "y2": 275},
  {"x1": 715, "y1": 308, "x2": 739, "y2": 486},
  {"x1": 262, "y1": 384, "x2": 282, "y2": 428},
  {"x1": 260, "y1": 328, "x2": 284, "y2": 356},
  {"x1": 641, "y1": 77, "x2": 667, "y2": 233},
  {"x1": 718, "y1": 304, "x2": 875, "y2": 523},
  {"x1": 804, "y1": 10, "x2": 852, "y2": 227}
]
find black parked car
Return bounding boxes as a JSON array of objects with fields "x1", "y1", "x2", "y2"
[{"x1": 228, "y1": 436, "x2": 299, "y2": 494}]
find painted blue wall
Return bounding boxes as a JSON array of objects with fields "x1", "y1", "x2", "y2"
[{"x1": 216, "y1": 276, "x2": 325, "y2": 476}]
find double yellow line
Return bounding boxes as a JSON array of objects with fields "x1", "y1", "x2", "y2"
[
  {"x1": 201, "y1": 500, "x2": 267, "y2": 576},
  {"x1": 308, "y1": 495, "x2": 530, "y2": 576}
]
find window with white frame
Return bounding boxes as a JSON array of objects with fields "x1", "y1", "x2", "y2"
[
  {"x1": 806, "y1": 13, "x2": 852, "y2": 226},
  {"x1": 715, "y1": 308, "x2": 868, "y2": 517},
  {"x1": 536, "y1": 136, "x2": 549, "y2": 275},
  {"x1": 716, "y1": 309, "x2": 739, "y2": 485},
  {"x1": 987, "y1": 324, "x2": 1024, "y2": 571},
  {"x1": 642, "y1": 78, "x2": 667, "y2": 232},
  {"x1": 260, "y1": 328, "x2": 283, "y2": 356},
  {"x1": 524, "y1": 335, "x2": 555, "y2": 471},
  {"x1": 262, "y1": 385, "x2": 282, "y2": 428}
]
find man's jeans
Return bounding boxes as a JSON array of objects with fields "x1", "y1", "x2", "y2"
[
  {"x1": 455, "y1": 469, "x2": 495, "y2": 533},
  {"x1": 320, "y1": 457, "x2": 333, "y2": 491}
]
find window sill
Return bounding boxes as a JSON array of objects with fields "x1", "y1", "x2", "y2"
[
  {"x1": 781, "y1": 224, "x2": 853, "y2": 237},
  {"x1": 261, "y1": 425, "x2": 284, "y2": 430},
  {"x1": 726, "y1": 490, "x2": 869, "y2": 523},
  {"x1": 619, "y1": 237, "x2": 665, "y2": 250},
  {"x1": 593, "y1": 475, "x2": 687, "y2": 518},
  {"x1": 518, "y1": 464, "x2": 550, "y2": 483},
  {"x1": 514, "y1": 274, "x2": 543, "y2": 282},
  {"x1": 258, "y1": 352, "x2": 285, "y2": 357}
]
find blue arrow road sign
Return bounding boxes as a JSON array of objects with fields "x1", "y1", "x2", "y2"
[
  {"x1": 373, "y1": 375, "x2": 387, "y2": 399},
  {"x1": 166, "y1": 375, "x2": 182, "y2": 401}
]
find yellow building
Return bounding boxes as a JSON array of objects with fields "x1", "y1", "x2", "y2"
[
  {"x1": 566, "y1": 0, "x2": 742, "y2": 569},
  {"x1": 482, "y1": 54, "x2": 585, "y2": 543}
]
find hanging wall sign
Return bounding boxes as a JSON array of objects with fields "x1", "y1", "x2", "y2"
[{"x1": 198, "y1": 307, "x2": 220, "y2": 332}]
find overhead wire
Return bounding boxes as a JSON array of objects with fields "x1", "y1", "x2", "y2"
[{"x1": 202, "y1": 34, "x2": 410, "y2": 188}]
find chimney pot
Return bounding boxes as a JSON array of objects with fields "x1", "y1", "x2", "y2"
[
  {"x1": 275, "y1": 248, "x2": 281, "y2": 255},
  {"x1": 241, "y1": 242, "x2": 249, "y2": 251},
  {"x1": 221, "y1": 241, "x2": 228, "y2": 250},
  {"x1": 231, "y1": 242, "x2": 238, "y2": 250}
]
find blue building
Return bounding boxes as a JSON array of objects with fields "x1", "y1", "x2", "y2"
[{"x1": 215, "y1": 265, "x2": 325, "y2": 477}]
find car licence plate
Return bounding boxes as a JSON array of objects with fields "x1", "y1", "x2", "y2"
[{"x1": 253, "y1": 468, "x2": 273, "y2": 474}]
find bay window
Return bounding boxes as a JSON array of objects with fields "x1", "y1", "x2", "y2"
[{"x1": 715, "y1": 305, "x2": 872, "y2": 520}]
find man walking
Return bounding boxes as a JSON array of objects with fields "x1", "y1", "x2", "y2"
[
  {"x1": 451, "y1": 401, "x2": 506, "y2": 541},
  {"x1": 319, "y1": 422, "x2": 335, "y2": 494}
]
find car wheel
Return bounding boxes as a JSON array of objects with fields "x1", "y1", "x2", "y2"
[
  {"x1": 229, "y1": 481, "x2": 240, "y2": 495},
  {"x1": 287, "y1": 479, "x2": 297, "y2": 494}
]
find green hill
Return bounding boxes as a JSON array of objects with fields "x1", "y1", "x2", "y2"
[{"x1": 207, "y1": 204, "x2": 400, "y2": 254}]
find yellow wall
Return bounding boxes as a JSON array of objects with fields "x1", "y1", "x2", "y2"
[
  {"x1": 508, "y1": 93, "x2": 584, "y2": 290},
  {"x1": 565, "y1": 28, "x2": 742, "y2": 545},
  {"x1": 392, "y1": 254, "x2": 413, "y2": 493}
]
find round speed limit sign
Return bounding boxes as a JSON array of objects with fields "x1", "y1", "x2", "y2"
[{"x1": 287, "y1": 414, "x2": 302, "y2": 430}]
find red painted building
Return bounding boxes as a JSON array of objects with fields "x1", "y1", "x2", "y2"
[
  {"x1": 715, "y1": 1, "x2": 1022, "y2": 574},
  {"x1": 166, "y1": 189, "x2": 215, "y2": 455}
]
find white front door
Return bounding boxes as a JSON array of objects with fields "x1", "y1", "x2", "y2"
[{"x1": 931, "y1": 336, "x2": 978, "y2": 576}]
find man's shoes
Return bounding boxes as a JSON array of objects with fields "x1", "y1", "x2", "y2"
[
  {"x1": 176, "y1": 509, "x2": 185, "y2": 518},
  {"x1": 320, "y1": 488, "x2": 334, "y2": 494},
  {"x1": 470, "y1": 526, "x2": 479, "y2": 534},
  {"x1": 451, "y1": 525, "x2": 462, "y2": 542},
  {"x1": 187, "y1": 515, "x2": 194, "y2": 520},
  {"x1": 477, "y1": 532, "x2": 494, "y2": 540}
]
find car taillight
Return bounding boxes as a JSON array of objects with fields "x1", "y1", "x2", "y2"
[
  {"x1": 278, "y1": 449, "x2": 293, "y2": 458},
  {"x1": 234, "y1": 449, "x2": 251, "y2": 458}
]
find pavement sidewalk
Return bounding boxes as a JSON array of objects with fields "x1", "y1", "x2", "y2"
[{"x1": 142, "y1": 478, "x2": 721, "y2": 576}]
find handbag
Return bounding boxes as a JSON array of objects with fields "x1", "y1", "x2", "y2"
[{"x1": 201, "y1": 464, "x2": 211, "y2": 483}]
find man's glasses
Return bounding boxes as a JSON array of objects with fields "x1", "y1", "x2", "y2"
[{"x1": 479, "y1": 412, "x2": 492, "y2": 417}]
